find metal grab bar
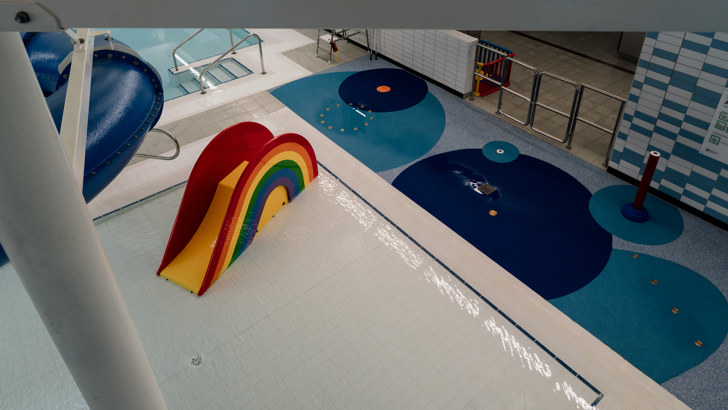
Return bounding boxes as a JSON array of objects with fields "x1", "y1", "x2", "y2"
[
  {"x1": 172, "y1": 29, "x2": 204, "y2": 72},
  {"x1": 573, "y1": 84, "x2": 627, "y2": 166},
  {"x1": 495, "y1": 57, "x2": 539, "y2": 126},
  {"x1": 530, "y1": 72, "x2": 581, "y2": 146},
  {"x1": 134, "y1": 128, "x2": 180, "y2": 160},
  {"x1": 173, "y1": 29, "x2": 240, "y2": 72},
  {"x1": 199, "y1": 33, "x2": 265, "y2": 94}
]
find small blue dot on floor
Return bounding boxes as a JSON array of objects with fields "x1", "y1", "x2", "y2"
[
  {"x1": 482, "y1": 141, "x2": 519, "y2": 163},
  {"x1": 589, "y1": 185, "x2": 683, "y2": 245}
]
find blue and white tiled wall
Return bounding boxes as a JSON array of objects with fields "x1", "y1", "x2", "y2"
[{"x1": 609, "y1": 32, "x2": 728, "y2": 224}]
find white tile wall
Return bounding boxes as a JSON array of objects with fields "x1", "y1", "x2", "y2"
[{"x1": 354, "y1": 29, "x2": 477, "y2": 95}]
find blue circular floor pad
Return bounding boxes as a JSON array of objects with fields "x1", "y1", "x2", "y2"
[
  {"x1": 270, "y1": 71, "x2": 445, "y2": 172},
  {"x1": 550, "y1": 250, "x2": 728, "y2": 383},
  {"x1": 590, "y1": 185, "x2": 683, "y2": 245},
  {"x1": 392, "y1": 149, "x2": 612, "y2": 300},
  {"x1": 482, "y1": 140, "x2": 519, "y2": 163},
  {"x1": 338, "y1": 68, "x2": 429, "y2": 112}
]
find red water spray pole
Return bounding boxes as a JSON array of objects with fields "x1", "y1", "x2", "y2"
[{"x1": 621, "y1": 151, "x2": 661, "y2": 222}]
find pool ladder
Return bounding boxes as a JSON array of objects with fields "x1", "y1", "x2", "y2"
[
  {"x1": 316, "y1": 29, "x2": 370, "y2": 63},
  {"x1": 172, "y1": 29, "x2": 265, "y2": 94}
]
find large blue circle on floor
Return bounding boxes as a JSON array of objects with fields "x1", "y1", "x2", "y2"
[
  {"x1": 271, "y1": 71, "x2": 445, "y2": 172},
  {"x1": 338, "y1": 68, "x2": 429, "y2": 112},
  {"x1": 392, "y1": 149, "x2": 612, "y2": 299},
  {"x1": 550, "y1": 250, "x2": 728, "y2": 383},
  {"x1": 590, "y1": 185, "x2": 683, "y2": 245}
]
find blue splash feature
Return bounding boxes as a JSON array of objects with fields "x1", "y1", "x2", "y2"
[
  {"x1": 590, "y1": 185, "x2": 683, "y2": 245},
  {"x1": 482, "y1": 140, "x2": 519, "y2": 163},
  {"x1": 271, "y1": 71, "x2": 446, "y2": 172},
  {"x1": 338, "y1": 68, "x2": 428, "y2": 112},
  {"x1": 392, "y1": 149, "x2": 612, "y2": 299},
  {"x1": 551, "y1": 250, "x2": 728, "y2": 383}
]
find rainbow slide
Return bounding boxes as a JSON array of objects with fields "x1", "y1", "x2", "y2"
[{"x1": 157, "y1": 122, "x2": 318, "y2": 295}]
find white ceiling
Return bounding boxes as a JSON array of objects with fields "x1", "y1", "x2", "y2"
[{"x1": 1, "y1": 0, "x2": 727, "y2": 32}]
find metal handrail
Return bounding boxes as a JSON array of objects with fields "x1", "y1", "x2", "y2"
[
  {"x1": 530, "y1": 72, "x2": 581, "y2": 146},
  {"x1": 134, "y1": 128, "x2": 180, "y2": 160},
  {"x1": 474, "y1": 52, "x2": 627, "y2": 166},
  {"x1": 572, "y1": 84, "x2": 627, "y2": 166},
  {"x1": 199, "y1": 33, "x2": 265, "y2": 94},
  {"x1": 496, "y1": 57, "x2": 539, "y2": 126},
  {"x1": 173, "y1": 29, "x2": 239, "y2": 72},
  {"x1": 172, "y1": 29, "x2": 204, "y2": 72}
]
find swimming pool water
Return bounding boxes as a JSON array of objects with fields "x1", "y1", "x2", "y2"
[{"x1": 101, "y1": 28, "x2": 258, "y2": 100}]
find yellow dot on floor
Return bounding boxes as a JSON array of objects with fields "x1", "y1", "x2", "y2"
[
  {"x1": 320, "y1": 114, "x2": 324, "y2": 117},
  {"x1": 320, "y1": 121, "x2": 325, "y2": 124},
  {"x1": 348, "y1": 102, "x2": 353, "y2": 106},
  {"x1": 672, "y1": 307, "x2": 679, "y2": 314},
  {"x1": 489, "y1": 210, "x2": 497, "y2": 216},
  {"x1": 328, "y1": 126, "x2": 332, "y2": 129},
  {"x1": 340, "y1": 128, "x2": 345, "y2": 132},
  {"x1": 651, "y1": 279, "x2": 658, "y2": 285},
  {"x1": 695, "y1": 340, "x2": 703, "y2": 347},
  {"x1": 369, "y1": 116, "x2": 374, "y2": 119},
  {"x1": 368, "y1": 110, "x2": 372, "y2": 113},
  {"x1": 353, "y1": 127, "x2": 358, "y2": 131},
  {"x1": 336, "y1": 104, "x2": 340, "y2": 107},
  {"x1": 326, "y1": 107, "x2": 330, "y2": 111},
  {"x1": 632, "y1": 253, "x2": 639, "y2": 259},
  {"x1": 364, "y1": 123, "x2": 368, "y2": 126}
]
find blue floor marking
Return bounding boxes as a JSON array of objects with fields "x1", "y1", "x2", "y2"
[{"x1": 392, "y1": 149, "x2": 613, "y2": 300}]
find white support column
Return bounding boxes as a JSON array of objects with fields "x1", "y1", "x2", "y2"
[
  {"x1": 0, "y1": 32, "x2": 167, "y2": 410},
  {"x1": 59, "y1": 28, "x2": 94, "y2": 190}
]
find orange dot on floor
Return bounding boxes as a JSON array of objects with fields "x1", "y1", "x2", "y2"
[{"x1": 377, "y1": 85, "x2": 391, "y2": 93}]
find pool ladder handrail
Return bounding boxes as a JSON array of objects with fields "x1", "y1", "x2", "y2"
[
  {"x1": 199, "y1": 33, "x2": 265, "y2": 94},
  {"x1": 134, "y1": 128, "x2": 180, "y2": 160},
  {"x1": 172, "y1": 29, "x2": 240, "y2": 72}
]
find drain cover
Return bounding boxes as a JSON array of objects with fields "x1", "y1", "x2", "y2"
[{"x1": 477, "y1": 183, "x2": 498, "y2": 196}]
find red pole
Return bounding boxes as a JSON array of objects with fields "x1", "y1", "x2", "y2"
[{"x1": 632, "y1": 151, "x2": 661, "y2": 210}]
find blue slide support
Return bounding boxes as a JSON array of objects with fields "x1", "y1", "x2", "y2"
[{"x1": 0, "y1": 32, "x2": 164, "y2": 266}]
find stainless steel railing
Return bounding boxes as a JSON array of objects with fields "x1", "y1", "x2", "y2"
[
  {"x1": 134, "y1": 128, "x2": 180, "y2": 160},
  {"x1": 473, "y1": 42, "x2": 626, "y2": 166},
  {"x1": 172, "y1": 28, "x2": 241, "y2": 72},
  {"x1": 199, "y1": 33, "x2": 265, "y2": 94}
]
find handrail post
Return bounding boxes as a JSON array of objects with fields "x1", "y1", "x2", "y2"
[
  {"x1": 604, "y1": 100, "x2": 626, "y2": 167},
  {"x1": 229, "y1": 29, "x2": 236, "y2": 54}
]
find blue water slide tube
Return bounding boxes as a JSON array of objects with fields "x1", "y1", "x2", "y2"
[{"x1": 0, "y1": 32, "x2": 164, "y2": 266}]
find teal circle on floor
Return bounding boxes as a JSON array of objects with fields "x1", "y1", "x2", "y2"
[
  {"x1": 550, "y1": 250, "x2": 728, "y2": 383},
  {"x1": 589, "y1": 184, "x2": 683, "y2": 245},
  {"x1": 482, "y1": 141, "x2": 519, "y2": 163},
  {"x1": 271, "y1": 70, "x2": 445, "y2": 172}
]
